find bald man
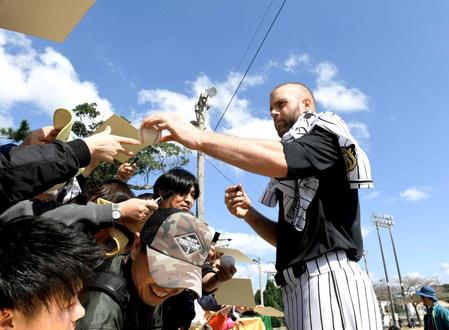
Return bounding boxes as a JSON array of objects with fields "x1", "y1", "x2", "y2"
[{"x1": 142, "y1": 82, "x2": 382, "y2": 330}]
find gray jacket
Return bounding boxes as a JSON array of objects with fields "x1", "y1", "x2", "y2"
[{"x1": 0, "y1": 200, "x2": 112, "y2": 228}]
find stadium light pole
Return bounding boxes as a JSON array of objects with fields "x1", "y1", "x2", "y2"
[
  {"x1": 374, "y1": 214, "x2": 412, "y2": 327},
  {"x1": 372, "y1": 214, "x2": 398, "y2": 328}
]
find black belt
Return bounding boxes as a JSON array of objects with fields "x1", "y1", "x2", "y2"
[{"x1": 274, "y1": 262, "x2": 307, "y2": 287}]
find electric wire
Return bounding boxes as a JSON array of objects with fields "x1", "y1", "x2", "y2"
[
  {"x1": 235, "y1": 0, "x2": 276, "y2": 73},
  {"x1": 213, "y1": 0, "x2": 287, "y2": 132},
  {"x1": 205, "y1": 156, "x2": 278, "y2": 220}
]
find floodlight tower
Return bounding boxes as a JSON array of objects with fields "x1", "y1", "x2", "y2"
[
  {"x1": 194, "y1": 87, "x2": 216, "y2": 220},
  {"x1": 373, "y1": 213, "x2": 411, "y2": 327},
  {"x1": 372, "y1": 214, "x2": 398, "y2": 328}
]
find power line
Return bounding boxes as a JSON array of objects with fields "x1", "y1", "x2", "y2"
[
  {"x1": 204, "y1": 156, "x2": 278, "y2": 220},
  {"x1": 213, "y1": 0, "x2": 287, "y2": 132},
  {"x1": 235, "y1": 0, "x2": 276, "y2": 73}
]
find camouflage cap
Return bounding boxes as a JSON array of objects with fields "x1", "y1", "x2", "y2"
[{"x1": 140, "y1": 208, "x2": 212, "y2": 298}]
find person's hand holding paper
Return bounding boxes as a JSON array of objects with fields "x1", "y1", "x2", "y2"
[
  {"x1": 84, "y1": 125, "x2": 140, "y2": 164},
  {"x1": 94, "y1": 115, "x2": 161, "y2": 163}
]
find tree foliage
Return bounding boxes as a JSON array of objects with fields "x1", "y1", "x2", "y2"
[
  {"x1": 255, "y1": 279, "x2": 285, "y2": 327},
  {"x1": 0, "y1": 103, "x2": 190, "y2": 192},
  {"x1": 71, "y1": 103, "x2": 190, "y2": 192},
  {"x1": 0, "y1": 119, "x2": 30, "y2": 142}
]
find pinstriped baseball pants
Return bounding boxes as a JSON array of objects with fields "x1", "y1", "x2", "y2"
[{"x1": 281, "y1": 251, "x2": 382, "y2": 330}]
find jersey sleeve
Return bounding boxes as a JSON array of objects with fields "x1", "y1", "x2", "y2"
[{"x1": 281, "y1": 126, "x2": 341, "y2": 179}]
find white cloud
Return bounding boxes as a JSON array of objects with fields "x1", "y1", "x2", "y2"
[
  {"x1": 234, "y1": 262, "x2": 277, "y2": 293},
  {"x1": 363, "y1": 190, "x2": 381, "y2": 200},
  {"x1": 283, "y1": 53, "x2": 310, "y2": 72},
  {"x1": 406, "y1": 272, "x2": 423, "y2": 279},
  {"x1": 361, "y1": 225, "x2": 370, "y2": 238},
  {"x1": 137, "y1": 71, "x2": 279, "y2": 140},
  {"x1": 313, "y1": 62, "x2": 369, "y2": 112},
  {"x1": 347, "y1": 121, "x2": 370, "y2": 140},
  {"x1": 439, "y1": 263, "x2": 449, "y2": 283},
  {"x1": 214, "y1": 231, "x2": 276, "y2": 292},
  {"x1": 265, "y1": 60, "x2": 278, "y2": 69},
  {"x1": 399, "y1": 186, "x2": 431, "y2": 202},
  {"x1": 0, "y1": 30, "x2": 113, "y2": 127},
  {"x1": 218, "y1": 231, "x2": 276, "y2": 259}
]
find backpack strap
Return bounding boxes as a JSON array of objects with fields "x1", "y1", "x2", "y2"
[{"x1": 86, "y1": 255, "x2": 130, "y2": 314}]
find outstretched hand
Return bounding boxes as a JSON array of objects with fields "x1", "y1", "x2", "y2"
[
  {"x1": 224, "y1": 184, "x2": 252, "y2": 219},
  {"x1": 141, "y1": 113, "x2": 203, "y2": 150}
]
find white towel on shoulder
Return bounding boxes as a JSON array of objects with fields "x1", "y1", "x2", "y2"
[{"x1": 259, "y1": 112, "x2": 373, "y2": 231}]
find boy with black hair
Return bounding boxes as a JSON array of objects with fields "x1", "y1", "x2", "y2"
[
  {"x1": 0, "y1": 215, "x2": 101, "y2": 330},
  {"x1": 153, "y1": 168, "x2": 199, "y2": 212}
]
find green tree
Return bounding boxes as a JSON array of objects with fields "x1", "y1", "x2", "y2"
[
  {"x1": 0, "y1": 103, "x2": 190, "y2": 192},
  {"x1": 70, "y1": 103, "x2": 189, "y2": 192},
  {"x1": 254, "y1": 279, "x2": 285, "y2": 327},
  {"x1": 0, "y1": 119, "x2": 30, "y2": 142}
]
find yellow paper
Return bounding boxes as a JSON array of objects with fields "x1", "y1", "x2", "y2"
[
  {"x1": 0, "y1": 0, "x2": 95, "y2": 42},
  {"x1": 215, "y1": 278, "x2": 256, "y2": 307},
  {"x1": 253, "y1": 306, "x2": 284, "y2": 317}
]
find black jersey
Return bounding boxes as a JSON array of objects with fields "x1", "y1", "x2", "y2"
[{"x1": 276, "y1": 126, "x2": 363, "y2": 272}]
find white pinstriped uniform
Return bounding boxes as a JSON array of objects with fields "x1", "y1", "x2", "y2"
[
  {"x1": 259, "y1": 113, "x2": 381, "y2": 329},
  {"x1": 281, "y1": 251, "x2": 382, "y2": 330}
]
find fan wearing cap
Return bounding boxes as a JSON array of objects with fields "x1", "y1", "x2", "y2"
[
  {"x1": 151, "y1": 169, "x2": 236, "y2": 330},
  {"x1": 415, "y1": 285, "x2": 449, "y2": 330},
  {"x1": 77, "y1": 208, "x2": 212, "y2": 330}
]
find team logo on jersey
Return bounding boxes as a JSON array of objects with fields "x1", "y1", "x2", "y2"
[
  {"x1": 341, "y1": 145, "x2": 357, "y2": 172},
  {"x1": 175, "y1": 233, "x2": 202, "y2": 255}
]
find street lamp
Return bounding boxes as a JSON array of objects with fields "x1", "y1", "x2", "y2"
[
  {"x1": 253, "y1": 257, "x2": 264, "y2": 306},
  {"x1": 372, "y1": 213, "x2": 412, "y2": 327},
  {"x1": 372, "y1": 214, "x2": 398, "y2": 328},
  {"x1": 194, "y1": 87, "x2": 216, "y2": 220}
]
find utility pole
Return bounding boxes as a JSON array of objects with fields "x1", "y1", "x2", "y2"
[
  {"x1": 253, "y1": 257, "x2": 264, "y2": 306},
  {"x1": 194, "y1": 87, "x2": 216, "y2": 219},
  {"x1": 372, "y1": 214, "x2": 398, "y2": 328}
]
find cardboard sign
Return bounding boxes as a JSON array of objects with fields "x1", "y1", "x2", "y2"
[
  {"x1": 253, "y1": 305, "x2": 284, "y2": 317},
  {"x1": 215, "y1": 278, "x2": 256, "y2": 308},
  {"x1": 0, "y1": 0, "x2": 96, "y2": 42}
]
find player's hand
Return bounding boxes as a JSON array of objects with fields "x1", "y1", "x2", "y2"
[
  {"x1": 214, "y1": 261, "x2": 237, "y2": 282},
  {"x1": 21, "y1": 126, "x2": 60, "y2": 146},
  {"x1": 141, "y1": 113, "x2": 203, "y2": 150},
  {"x1": 118, "y1": 198, "x2": 158, "y2": 233},
  {"x1": 224, "y1": 184, "x2": 251, "y2": 219},
  {"x1": 83, "y1": 126, "x2": 140, "y2": 164}
]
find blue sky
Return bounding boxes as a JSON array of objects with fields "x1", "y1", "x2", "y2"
[{"x1": 1, "y1": 0, "x2": 449, "y2": 290}]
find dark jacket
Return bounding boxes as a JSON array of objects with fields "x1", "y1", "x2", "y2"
[
  {"x1": 0, "y1": 140, "x2": 90, "y2": 213},
  {"x1": 77, "y1": 254, "x2": 155, "y2": 330}
]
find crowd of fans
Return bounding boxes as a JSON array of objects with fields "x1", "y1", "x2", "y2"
[{"x1": 0, "y1": 124, "x2": 236, "y2": 330}]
